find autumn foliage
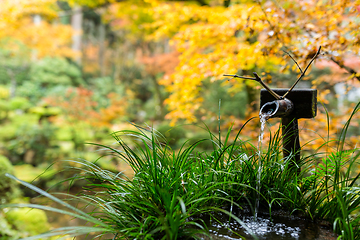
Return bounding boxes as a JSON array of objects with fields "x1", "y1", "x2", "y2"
[
  {"x1": 1, "y1": 0, "x2": 359, "y2": 152},
  {"x1": 0, "y1": 0, "x2": 75, "y2": 59},
  {"x1": 113, "y1": 1, "x2": 359, "y2": 150},
  {"x1": 45, "y1": 87, "x2": 127, "y2": 127}
]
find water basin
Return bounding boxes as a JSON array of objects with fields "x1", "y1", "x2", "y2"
[{"x1": 198, "y1": 210, "x2": 337, "y2": 240}]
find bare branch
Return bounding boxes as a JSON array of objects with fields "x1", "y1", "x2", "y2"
[
  {"x1": 224, "y1": 73, "x2": 281, "y2": 100},
  {"x1": 284, "y1": 50, "x2": 303, "y2": 74},
  {"x1": 282, "y1": 46, "x2": 322, "y2": 99},
  {"x1": 252, "y1": 72, "x2": 281, "y2": 100},
  {"x1": 223, "y1": 74, "x2": 256, "y2": 80},
  {"x1": 330, "y1": 56, "x2": 360, "y2": 82}
]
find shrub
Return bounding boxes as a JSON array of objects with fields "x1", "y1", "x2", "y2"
[
  {"x1": 156, "y1": 123, "x2": 187, "y2": 148},
  {"x1": 9, "y1": 97, "x2": 31, "y2": 111},
  {"x1": 187, "y1": 131, "x2": 215, "y2": 151}
]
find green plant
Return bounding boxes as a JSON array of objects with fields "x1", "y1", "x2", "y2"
[
  {"x1": 29, "y1": 57, "x2": 84, "y2": 87},
  {"x1": 16, "y1": 57, "x2": 84, "y2": 104}
]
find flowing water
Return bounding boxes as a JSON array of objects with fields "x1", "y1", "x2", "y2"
[{"x1": 255, "y1": 111, "x2": 273, "y2": 219}]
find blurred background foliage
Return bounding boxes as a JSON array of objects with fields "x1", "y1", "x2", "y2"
[{"x1": 0, "y1": 0, "x2": 360, "y2": 238}]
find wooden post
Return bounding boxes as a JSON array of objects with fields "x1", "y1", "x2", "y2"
[{"x1": 282, "y1": 117, "x2": 301, "y2": 173}]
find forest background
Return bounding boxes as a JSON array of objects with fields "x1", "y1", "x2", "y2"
[{"x1": 0, "y1": 0, "x2": 360, "y2": 230}]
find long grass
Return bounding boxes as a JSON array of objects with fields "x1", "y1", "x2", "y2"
[{"x1": 1, "y1": 102, "x2": 360, "y2": 239}]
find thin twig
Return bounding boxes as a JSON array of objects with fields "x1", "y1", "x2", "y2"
[
  {"x1": 224, "y1": 73, "x2": 281, "y2": 100},
  {"x1": 223, "y1": 74, "x2": 256, "y2": 80},
  {"x1": 330, "y1": 56, "x2": 360, "y2": 82},
  {"x1": 252, "y1": 72, "x2": 281, "y2": 100},
  {"x1": 282, "y1": 46, "x2": 322, "y2": 99},
  {"x1": 284, "y1": 50, "x2": 303, "y2": 74}
]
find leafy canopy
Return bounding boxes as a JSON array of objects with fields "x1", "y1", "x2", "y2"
[{"x1": 107, "y1": 0, "x2": 360, "y2": 123}]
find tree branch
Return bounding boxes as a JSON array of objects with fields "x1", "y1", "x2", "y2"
[
  {"x1": 330, "y1": 56, "x2": 360, "y2": 82},
  {"x1": 224, "y1": 73, "x2": 281, "y2": 100},
  {"x1": 224, "y1": 0, "x2": 231, "y2": 7},
  {"x1": 194, "y1": 0, "x2": 209, "y2": 6},
  {"x1": 284, "y1": 50, "x2": 303, "y2": 74},
  {"x1": 282, "y1": 46, "x2": 322, "y2": 99}
]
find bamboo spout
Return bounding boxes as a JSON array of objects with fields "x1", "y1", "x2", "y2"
[{"x1": 259, "y1": 98, "x2": 294, "y2": 119}]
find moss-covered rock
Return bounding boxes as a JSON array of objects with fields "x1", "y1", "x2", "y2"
[
  {"x1": 0, "y1": 212, "x2": 18, "y2": 240},
  {"x1": 5, "y1": 208, "x2": 50, "y2": 237},
  {"x1": 13, "y1": 164, "x2": 56, "y2": 183},
  {"x1": 0, "y1": 156, "x2": 21, "y2": 204}
]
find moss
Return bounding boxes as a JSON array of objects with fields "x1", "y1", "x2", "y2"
[
  {"x1": 0, "y1": 212, "x2": 18, "y2": 240},
  {"x1": 5, "y1": 208, "x2": 50, "y2": 236},
  {"x1": 0, "y1": 156, "x2": 21, "y2": 204}
]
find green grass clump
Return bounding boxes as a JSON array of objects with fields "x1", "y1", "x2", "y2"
[
  {"x1": 77, "y1": 125, "x2": 257, "y2": 239},
  {"x1": 1, "y1": 123, "x2": 258, "y2": 239},
  {"x1": 1, "y1": 103, "x2": 360, "y2": 240}
]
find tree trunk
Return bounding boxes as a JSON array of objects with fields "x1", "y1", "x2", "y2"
[
  {"x1": 245, "y1": 82, "x2": 258, "y2": 112},
  {"x1": 32, "y1": 15, "x2": 41, "y2": 61},
  {"x1": 7, "y1": 69, "x2": 16, "y2": 99},
  {"x1": 98, "y1": 23, "x2": 106, "y2": 77},
  {"x1": 150, "y1": 75, "x2": 165, "y2": 120},
  {"x1": 71, "y1": 6, "x2": 83, "y2": 65}
]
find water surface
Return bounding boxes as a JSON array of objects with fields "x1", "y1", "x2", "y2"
[{"x1": 199, "y1": 210, "x2": 337, "y2": 240}]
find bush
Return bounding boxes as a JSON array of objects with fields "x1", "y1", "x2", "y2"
[
  {"x1": 9, "y1": 97, "x2": 31, "y2": 111},
  {"x1": 187, "y1": 131, "x2": 216, "y2": 151},
  {"x1": 202, "y1": 80, "x2": 248, "y2": 120},
  {"x1": 156, "y1": 123, "x2": 187, "y2": 148},
  {"x1": 7, "y1": 121, "x2": 58, "y2": 165}
]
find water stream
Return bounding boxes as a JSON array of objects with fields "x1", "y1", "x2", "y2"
[{"x1": 255, "y1": 111, "x2": 273, "y2": 219}]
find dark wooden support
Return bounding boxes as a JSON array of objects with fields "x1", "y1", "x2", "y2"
[
  {"x1": 282, "y1": 117, "x2": 301, "y2": 173},
  {"x1": 260, "y1": 89, "x2": 317, "y2": 119}
]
